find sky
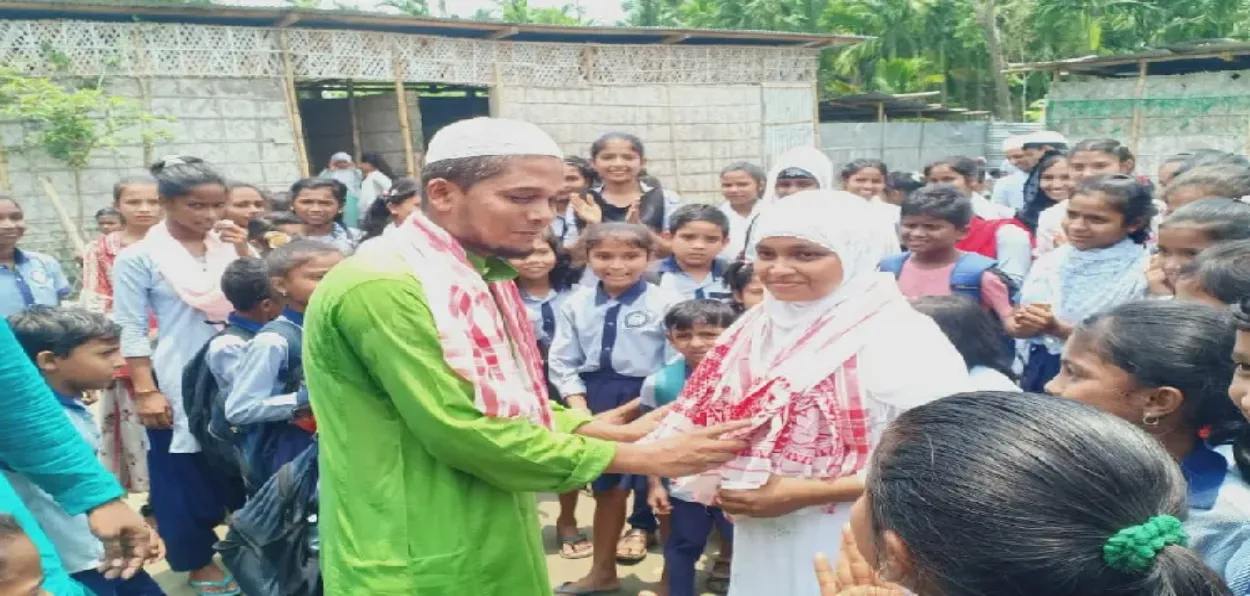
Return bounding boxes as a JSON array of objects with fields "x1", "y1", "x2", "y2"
[{"x1": 226, "y1": 0, "x2": 627, "y2": 23}]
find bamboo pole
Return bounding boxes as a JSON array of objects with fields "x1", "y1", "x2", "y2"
[
  {"x1": 278, "y1": 31, "x2": 310, "y2": 177},
  {"x1": 877, "y1": 101, "x2": 887, "y2": 160},
  {"x1": 393, "y1": 59, "x2": 418, "y2": 177},
  {"x1": 0, "y1": 144, "x2": 10, "y2": 192},
  {"x1": 664, "y1": 85, "x2": 684, "y2": 197},
  {"x1": 1129, "y1": 61, "x2": 1148, "y2": 154},
  {"x1": 347, "y1": 79, "x2": 362, "y2": 162},
  {"x1": 38, "y1": 176, "x2": 86, "y2": 255},
  {"x1": 131, "y1": 29, "x2": 155, "y2": 166}
]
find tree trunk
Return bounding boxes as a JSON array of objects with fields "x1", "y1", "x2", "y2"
[{"x1": 979, "y1": 0, "x2": 1013, "y2": 120}]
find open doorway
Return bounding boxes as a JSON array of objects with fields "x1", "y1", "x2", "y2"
[{"x1": 297, "y1": 81, "x2": 490, "y2": 177}]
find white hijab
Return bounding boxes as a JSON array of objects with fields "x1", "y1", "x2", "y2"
[
  {"x1": 761, "y1": 146, "x2": 836, "y2": 207},
  {"x1": 749, "y1": 189, "x2": 898, "y2": 344}
]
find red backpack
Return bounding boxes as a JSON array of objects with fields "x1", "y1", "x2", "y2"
[{"x1": 957, "y1": 216, "x2": 1033, "y2": 260}]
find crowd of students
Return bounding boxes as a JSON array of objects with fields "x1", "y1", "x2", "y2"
[{"x1": 0, "y1": 120, "x2": 1249, "y2": 596}]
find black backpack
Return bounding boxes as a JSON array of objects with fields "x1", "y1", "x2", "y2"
[{"x1": 183, "y1": 323, "x2": 255, "y2": 480}]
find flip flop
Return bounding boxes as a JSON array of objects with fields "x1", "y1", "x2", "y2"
[
  {"x1": 614, "y1": 527, "x2": 650, "y2": 564},
  {"x1": 557, "y1": 532, "x2": 594, "y2": 559},
  {"x1": 554, "y1": 582, "x2": 621, "y2": 595},
  {"x1": 188, "y1": 571, "x2": 242, "y2": 596}
]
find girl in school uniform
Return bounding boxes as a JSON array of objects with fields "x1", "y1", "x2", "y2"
[
  {"x1": 718, "y1": 162, "x2": 766, "y2": 261},
  {"x1": 1046, "y1": 300, "x2": 1250, "y2": 594},
  {"x1": 642, "y1": 190, "x2": 969, "y2": 596},
  {"x1": 82, "y1": 175, "x2": 163, "y2": 495},
  {"x1": 113, "y1": 156, "x2": 247, "y2": 596},
  {"x1": 569, "y1": 133, "x2": 682, "y2": 256},
  {"x1": 0, "y1": 195, "x2": 71, "y2": 318},
  {"x1": 1149, "y1": 198, "x2": 1250, "y2": 297},
  {"x1": 1008, "y1": 174, "x2": 1155, "y2": 392},
  {"x1": 725, "y1": 260, "x2": 764, "y2": 313},
  {"x1": 553, "y1": 156, "x2": 597, "y2": 248},
  {"x1": 289, "y1": 178, "x2": 360, "y2": 253},
  {"x1": 550, "y1": 223, "x2": 682, "y2": 594},
  {"x1": 1022, "y1": 153, "x2": 1074, "y2": 256}
]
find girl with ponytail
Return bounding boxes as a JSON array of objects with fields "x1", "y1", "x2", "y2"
[{"x1": 1046, "y1": 300, "x2": 1250, "y2": 593}]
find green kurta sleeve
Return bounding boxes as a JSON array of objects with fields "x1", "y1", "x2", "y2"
[
  {"x1": 550, "y1": 402, "x2": 596, "y2": 435},
  {"x1": 337, "y1": 277, "x2": 616, "y2": 494}
]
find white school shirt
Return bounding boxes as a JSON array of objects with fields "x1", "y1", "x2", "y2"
[
  {"x1": 357, "y1": 170, "x2": 393, "y2": 214},
  {"x1": 719, "y1": 201, "x2": 761, "y2": 260}
]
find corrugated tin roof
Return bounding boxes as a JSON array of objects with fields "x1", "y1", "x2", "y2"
[
  {"x1": 1006, "y1": 40, "x2": 1250, "y2": 77},
  {"x1": 0, "y1": 0, "x2": 865, "y2": 48}
]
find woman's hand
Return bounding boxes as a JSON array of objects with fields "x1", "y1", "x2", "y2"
[
  {"x1": 1146, "y1": 254, "x2": 1172, "y2": 296},
  {"x1": 570, "y1": 193, "x2": 602, "y2": 226},
  {"x1": 215, "y1": 221, "x2": 252, "y2": 257},
  {"x1": 88, "y1": 500, "x2": 163, "y2": 579},
  {"x1": 814, "y1": 553, "x2": 839, "y2": 596},
  {"x1": 718, "y1": 475, "x2": 814, "y2": 518},
  {"x1": 133, "y1": 391, "x2": 173, "y2": 429}
]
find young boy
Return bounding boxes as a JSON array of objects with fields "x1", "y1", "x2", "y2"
[
  {"x1": 643, "y1": 299, "x2": 739, "y2": 596},
  {"x1": 226, "y1": 239, "x2": 343, "y2": 490},
  {"x1": 6, "y1": 306, "x2": 165, "y2": 595},
  {"x1": 880, "y1": 184, "x2": 1015, "y2": 325},
  {"x1": 655, "y1": 204, "x2": 732, "y2": 302},
  {"x1": 208, "y1": 257, "x2": 284, "y2": 396}
]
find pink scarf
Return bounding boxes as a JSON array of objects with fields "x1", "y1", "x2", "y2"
[
  {"x1": 143, "y1": 222, "x2": 237, "y2": 321},
  {"x1": 644, "y1": 276, "x2": 905, "y2": 510},
  {"x1": 385, "y1": 212, "x2": 554, "y2": 428}
]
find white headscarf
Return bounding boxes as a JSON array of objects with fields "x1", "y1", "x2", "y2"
[
  {"x1": 749, "y1": 189, "x2": 897, "y2": 343},
  {"x1": 761, "y1": 146, "x2": 835, "y2": 206}
]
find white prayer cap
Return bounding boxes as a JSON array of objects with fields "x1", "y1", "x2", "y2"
[
  {"x1": 1002, "y1": 135, "x2": 1027, "y2": 152},
  {"x1": 425, "y1": 117, "x2": 563, "y2": 165},
  {"x1": 329, "y1": 151, "x2": 352, "y2": 163},
  {"x1": 1023, "y1": 130, "x2": 1068, "y2": 147}
]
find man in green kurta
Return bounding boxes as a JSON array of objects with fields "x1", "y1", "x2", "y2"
[{"x1": 304, "y1": 117, "x2": 746, "y2": 595}]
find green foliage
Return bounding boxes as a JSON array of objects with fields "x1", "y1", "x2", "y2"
[
  {"x1": 379, "y1": 0, "x2": 429, "y2": 15},
  {"x1": 0, "y1": 69, "x2": 171, "y2": 170},
  {"x1": 472, "y1": 0, "x2": 587, "y2": 24}
]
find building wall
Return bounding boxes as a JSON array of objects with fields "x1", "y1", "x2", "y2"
[
  {"x1": 1047, "y1": 70, "x2": 1250, "y2": 179},
  {"x1": 0, "y1": 76, "x2": 300, "y2": 269}
]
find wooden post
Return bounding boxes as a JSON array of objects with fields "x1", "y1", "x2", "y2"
[
  {"x1": 278, "y1": 31, "x2": 310, "y2": 177},
  {"x1": 1129, "y1": 61, "x2": 1148, "y2": 155},
  {"x1": 664, "y1": 85, "x2": 684, "y2": 197},
  {"x1": 38, "y1": 176, "x2": 86, "y2": 255},
  {"x1": 347, "y1": 79, "x2": 362, "y2": 162},
  {"x1": 393, "y1": 60, "x2": 418, "y2": 177},
  {"x1": 877, "y1": 101, "x2": 887, "y2": 160},
  {"x1": 131, "y1": 28, "x2": 155, "y2": 166},
  {"x1": 0, "y1": 144, "x2": 10, "y2": 192},
  {"x1": 811, "y1": 80, "x2": 821, "y2": 148}
]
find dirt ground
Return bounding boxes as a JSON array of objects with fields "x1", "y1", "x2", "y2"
[{"x1": 140, "y1": 492, "x2": 721, "y2": 596}]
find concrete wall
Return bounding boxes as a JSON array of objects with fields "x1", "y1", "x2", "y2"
[
  {"x1": 1047, "y1": 70, "x2": 1250, "y2": 179},
  {"x1": 496, "y1": 84, "x2": 807, "y2": 203},
  {"x1": 820, "y1": 122, "x2": 990, "y2": 176},
  {"x1": 1, "y1": 76, "x2": 301, "y2": 273}
]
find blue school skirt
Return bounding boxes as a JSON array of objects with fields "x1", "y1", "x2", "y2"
[
  {"x1": 582, "y1": 370, "x2": 646, "y2": 493},
  {"x1": 1021, "y1": 344, "x2": 1061, "y2": 393}
]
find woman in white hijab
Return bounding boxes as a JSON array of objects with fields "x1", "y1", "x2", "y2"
[
  {"x1": 743, "y1": 147, "x2": 901, "y2": 262},
  {"x1": 643, "y1": 190, "x2": 969, "y2": 596}
]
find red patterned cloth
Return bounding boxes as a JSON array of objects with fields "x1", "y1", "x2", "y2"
[
  {"x1": 384, "y1": 212, "x2": 554, "y2": 429},
  {"x1": 645, "y1": 277, "x2": 902, "y2": 510},
  {"x1": 80, "y1": 232, "x2": 124, "y2": 314}
]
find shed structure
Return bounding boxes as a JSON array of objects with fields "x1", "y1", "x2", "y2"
[{"x1": 0, "y1": 0, "x2": 857, "y2": 262}]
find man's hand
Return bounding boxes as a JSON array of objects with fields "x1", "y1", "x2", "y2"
[
  {"x1": 88, "y1": 500, "x2": 162, "y2": 579},
  {"x1": 615, "y1": 420, "x2": 751, "y2": 478},
  {"x1": 718, "y1": 475, "x2": 813, "y2": 519}
]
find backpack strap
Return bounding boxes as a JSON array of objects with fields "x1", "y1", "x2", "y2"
[
  {"x1": 949, "y1": 252, "x2": 997, "y2": 304},
  {"x1": 878, "y1": 252, "x2": 910, "y2": 278},
  {"x1": 259, "y1": 319, "x2": 304, "y2": 393}
]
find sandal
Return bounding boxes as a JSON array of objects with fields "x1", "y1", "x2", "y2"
[
  {"x1": 615, "y1": 527, "x2": 651, "y2": 564},
  {"x1": 557, "y1": 532, "x2": 594, "y2": 559},
  {"x1": 706, "y1": 557, "x2": 732, "y2": 594},
  {"x1": 555, "y1": 581, "x2": 621, "y2": 595},
  {"x1": 189, "y1": 571, "x2": 242, "y2": 596}
]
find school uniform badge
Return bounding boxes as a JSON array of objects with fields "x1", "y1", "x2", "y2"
[
  {"x1": 27, "y1": 268, "x2": 50, "y2": 287},
  {"x1": 624, "y1": 311, "x2": 653, "y2": 328}
]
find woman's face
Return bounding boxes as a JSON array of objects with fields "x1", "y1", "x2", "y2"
[
  {"x1": 734, "y1": 273, "x2": 766, "y2": 310},
  {"x1": 1069, "y1": 150, "x2": 1132, "y2": 181},
  {"x1": 774, "y1": 177, "x2": 820, "y2": 199},
  {"x1": 165, "y1": 184, "x2": 229, "y2": 236},
  {"x1": 721, "y1": 170, "x2": 761, "y2": 207},
  {"x1": 387, "y1": 195, "x2": 419, "y2": 227},
  {"x1": 360, "y1": 161, "x2": 376, "y2": 174},
  {"x1": 0, "y1": 200, "x2": 26, "y2": 251},
  {"x1": 925, "y1": 165, "x2": 971, "y2": 195},
  {"x1": 1156, "y1": 224, "x2": 1213, "y2": 289},
  {"x1": 225, "y1": 187, "x2": 266, "y2": 227},
  {"x1": 1039, "y1": 159, "x2": 1073, "y2": 202},
  {"x1": 330, "y1": 158, "x2": 353, "y2": 170},
  {"x1": 1063, "y1": 191, "x2": 1136, "y2": 250},
  {"x1": 508, "y1": 236, "x2": 558, "y2": 283},
  {"x1": 96, "y1": 215, "x2": 124, "y2": 235},
  {"x1": 115, "y1": 183, "x2": 161, "y2": 230},
  {"x1": 592, "y1": 139, "x2": 644, "y2": 186},
  {"x1": 844, "y1": 167, "x2": 886, "y2": 200},
  {"x1": 754, "y1": 236, "x2": 844, "y2": 302},
  {"x1": 1046, "y1": 330, "x2": 1146, "y2": 425},
  {"x1": 292, "y1": 188, "x2": 340, "y2": 227}
]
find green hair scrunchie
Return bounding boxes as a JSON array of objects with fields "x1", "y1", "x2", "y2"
[{"x1": 1102, "y1": 515, "x2": 1189, "y2": 573}]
